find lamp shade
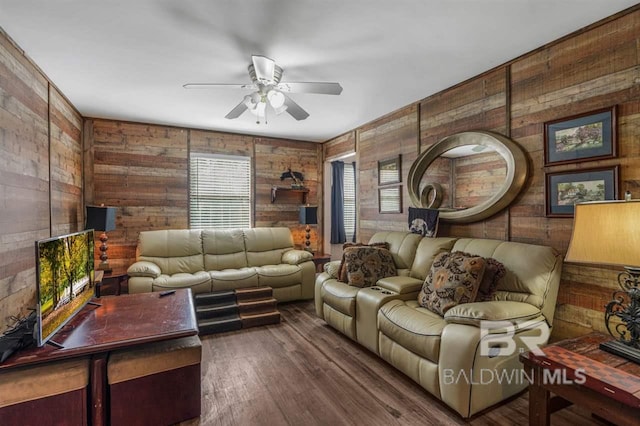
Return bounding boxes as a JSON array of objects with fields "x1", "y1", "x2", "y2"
[
  {"x1": 299, "y1": 206, "x2": 318, "y2": 225},
  {"x1": 565, "y1": 200, "x2": 640, "y2": 267},
  {"x1": 85, "y1": 206, "x2": 117, "y2": 232}
]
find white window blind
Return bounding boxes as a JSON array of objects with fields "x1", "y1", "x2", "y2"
[
  {"x1": 343, "y1": 164, "x2": 356, "y2": 241},
  {"x1": 190, "y1": 153, "x2": 251, "y2": 229}
]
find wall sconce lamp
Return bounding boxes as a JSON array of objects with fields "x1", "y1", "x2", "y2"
[
  {"x1": 85, "y1": 205, "x2": 117, "y2": 273},
  {"x1": 299, "y1": 206, "x2": 318, "y2": 253},
  {"x1": 565, "y1": 200, "x2": 640, "y2": 363}
]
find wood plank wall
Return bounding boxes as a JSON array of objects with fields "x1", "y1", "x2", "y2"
[
  {"x1": 357, "y1": 105, "x2": 419, "y2": 242},
  {"x1": 324, "y1": 8, "x2": 640, "y2": 339},
  {"x1": 49, "y1": 87, "x2": 84, "y2": 236},
  {"x1": 84, "y1": 119, "x2": 322, "y2": 270},
  {"x1": 0, "y1": 29, "x2": 83, "y2": 332}
]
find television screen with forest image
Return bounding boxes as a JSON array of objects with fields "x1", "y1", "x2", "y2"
[{"x1": 35, "y1": 229, "x2": 95, "y2": 347}]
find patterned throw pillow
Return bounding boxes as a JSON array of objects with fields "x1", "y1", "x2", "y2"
[
  {"x1": 475, "y1": 258, "x2": 506, "y2": 302},
  {"x1": 341, "y1": 246, "x2": 397, "y2": 288},
  {"x1": 418, "y1": 251, "x2": 486, "y2": 316},
  {"x1": 338, "y1": 242, "x2": 390, "y2": 283}
]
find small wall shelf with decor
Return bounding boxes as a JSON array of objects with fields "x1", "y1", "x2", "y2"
[{"x1": 271, "y1": 186, "x2": 309, "y2": 203}]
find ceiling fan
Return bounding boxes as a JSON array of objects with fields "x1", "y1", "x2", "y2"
[{"x1": 184, "y1": 55, "x2": 343, "y2": 123}]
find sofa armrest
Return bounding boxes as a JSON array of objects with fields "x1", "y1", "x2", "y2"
[
  {"x1": 444, "y1": 301, "x2": 542, "y2": 327},
  {"x1": 127, "y1": 261, "x2": 161, "y2": 278},
  {"x1": 282, "y1": 249, "x2": 313, "y2": 265},
  {"x1": 323, "y1": 260, "x2": 341, "y2": 278}
]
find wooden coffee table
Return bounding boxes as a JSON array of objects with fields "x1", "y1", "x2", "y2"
[
  {"x1": 0, "y1": 289, "x2": 198, "y2": 426},
  {"x1": 520, "y1": 332, "x2": 640, "y2": 426}
]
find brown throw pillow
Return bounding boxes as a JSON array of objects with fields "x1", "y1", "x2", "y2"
[
  {"x1": 475, "y1": 258, "x2": 506, "y2": 302},
  {"x1": 418, "y1": 251, "x2": 486, "y2": 316},
  {"x1": 337, "y1": 242, "x2": 390, "y2": 283},
  {"x1": 341, "y1": 246, "x2": 397, "y2": 288}
]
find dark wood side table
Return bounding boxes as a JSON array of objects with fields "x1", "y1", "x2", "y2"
[
  {"x1": 96, "y1": 267, "x2": 129, "y2": 296},
  {"x1": 520, "y1": 332, "x2": 640, "y2": 426},
  {"x1": 312, "y1": 253, "x2": 331, "y2": 273}
]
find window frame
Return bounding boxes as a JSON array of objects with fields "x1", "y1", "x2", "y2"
[{"x1": 189, "y1": 152, "x2": 253, "y2": 229}]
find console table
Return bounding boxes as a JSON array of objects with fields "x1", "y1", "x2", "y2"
[
  {"x1": 520, "y1": 332, "x2": 640, "y2": 426},
  {"x1": 0, "y1": 289, "x2": 198, "y2": 426}
]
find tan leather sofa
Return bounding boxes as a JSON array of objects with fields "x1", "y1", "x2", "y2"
[
  {"x1": 315, "y1": 231, "x2": 562, "y2": 418},
  {"x1": 127, "y1": 227, "x2": 316, "y2": 301}
]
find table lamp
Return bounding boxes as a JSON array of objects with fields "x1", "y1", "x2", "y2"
[
  {"x1": 299, "y1": 206, "x2": 318, "y2": 252},
  {"x1": 85, "y1": 205, "x2": 117, "y2": 273},
  {"x1": 565, "y1": 200, "x2": 640, "y2": 363}
]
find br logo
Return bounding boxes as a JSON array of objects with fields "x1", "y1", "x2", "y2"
[{"x1": 479, "y1": 320, "x2": 550, "y2": 357}]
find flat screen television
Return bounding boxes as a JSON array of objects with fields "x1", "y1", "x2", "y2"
[{"x1": 35, "y1": 229, "x2": 95, "y2": 347}]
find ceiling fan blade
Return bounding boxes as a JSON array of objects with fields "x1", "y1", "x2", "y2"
[
  {"x1": 251, "y1": 55, "x2": 276, "y2": 82},
  {"x1": 225, "y1": 100, "x2": 249, "y2": 119},
  {"x1": 277, "y1": 82, "x2": 343, "y2": 95},
  {"x1": 283, "y1": 94, "x2": 309, "y2": 121},
  {"x1": 183, "y1": 83, "x2": 255, "y2": 90}
]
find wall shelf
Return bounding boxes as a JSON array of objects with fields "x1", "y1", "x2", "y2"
[{"x1": 271, "y1": 186, "x2": 309, "y2": 203}]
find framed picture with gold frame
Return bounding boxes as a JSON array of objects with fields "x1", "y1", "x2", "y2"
[{"x1": 378, "y1": 155, "x2": 401, "y2": 185}]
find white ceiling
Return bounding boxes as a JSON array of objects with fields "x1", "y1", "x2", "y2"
[{"x1": 0, "y1": 1, "x2": 637, "y2": 142}]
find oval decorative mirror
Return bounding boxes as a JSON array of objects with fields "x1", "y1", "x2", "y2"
[{"x1": 407, "y1": 131, "x2": 529, "y2": 223}]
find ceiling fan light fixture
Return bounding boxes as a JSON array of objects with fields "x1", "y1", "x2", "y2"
[
  {"x1": 248, "y1": 100, "x2": 266, "y2": 117},
  {"x1": 267, "y1": 89, "x2": 285, "y2": 108},
  {"x1": 243, "y1": 92, "x2": 262, "y2": 110},
  {"x1": 273, "y1": 103, "x2": 288, "y2": 115},
  {"x1": 186, "y1": 55, "x2": 341, "y2": 122}
]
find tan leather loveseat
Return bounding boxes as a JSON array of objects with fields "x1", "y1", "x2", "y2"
[
  {"x1": 127, "y1": 227, "x2": 316, "y2": 301},
  {"x1": 315, "y1": 231, "x2": 562, "y2": 418}
]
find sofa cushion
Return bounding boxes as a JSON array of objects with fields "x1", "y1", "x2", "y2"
[
  {"x1": 321, "y1": 280, "x2": 359, "y2": 317},
  {"x1": 341, "y1": 246, "x2": 397, "y2": 288},
  {"x1": 378, "y1": 299, "x2": 446, "y2": 363},
  {"x1": 451, "y1": 238, "x2": 562, "y2": 325},
  {"x1": 444, "y1": 301, "x2": 543, "y2": 327},
  {"x1": 256, "y1": 264, "x2": 302, "y2": 288},
  {"x1": 210, "y1": 267, "x2": 258, "y2": 291},
  {"x1": 409, "y1": 237, "x2": 458, "y2": 281},
  {"x1": 369, "y1": 231, "x2": 422, "y2": 270},
  {"x1": 138, "y1": 230, "x2": 204, "y2": 275},
  {"x1": 152, "y1": 271, "x2": 211, "y2": 293},
  {"x1": 202, "y1": 229, "x2": 248, "y2": 270},
  {"x1": 244, "y1": 227, "x2": 294, "y2": 266},
  {"x1": 475, "y1": 258, "x2": 506, "y2": 302},
  {"x1": 418, "y1": 251, "x2": 486, "y2": 316}
]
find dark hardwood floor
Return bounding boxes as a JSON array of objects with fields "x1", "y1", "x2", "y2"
[{"x1": 182, "y1": 301, "x2": 607, "y2": 426}]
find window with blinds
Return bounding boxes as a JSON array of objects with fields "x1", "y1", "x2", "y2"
[
  {"x1": 189, "y1": 153, "x2": 252, "y2": 229},
  {"x1": 343, "y1": 163, "x2": 356, "y2": 241}
]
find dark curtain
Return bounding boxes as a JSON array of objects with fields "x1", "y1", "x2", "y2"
[
  {"x1": 350, "y1": 161, "x2": 357, "y2": 242},
  {"x1": 330, "y1": 161, "x2": 346, "y2": 244}
]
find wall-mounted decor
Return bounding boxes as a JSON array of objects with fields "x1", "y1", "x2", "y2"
[
  {"x1": 407, "y1": 131, "x2": 529, "y2": 223},
  {"x1": 378, "y1": 156, "x2": 401, "y2": 186},
  {"x1": 545, "y1": 166, "x2": 619, "y2": 217},
  {"x1": 544, "y1": 106, "x2": 617, "y2": 166},
  {"x1": 379, "y1": 186, "x2": 402, "y2": 213}
]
